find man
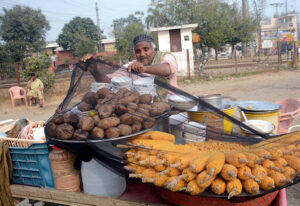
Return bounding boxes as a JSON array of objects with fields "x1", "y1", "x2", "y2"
[
  {"x1": 27, "y1": 73, "x2": 44, "y2": 107},
  {"x1": 81, "y1": 34, "x2": 178, "y2": 98}
]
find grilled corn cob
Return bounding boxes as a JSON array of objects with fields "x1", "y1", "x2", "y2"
[
  {"x1": 225, "y1": 152, "x2": 248, "y2": 168},
  {"x1": 221, "y1": 164, "x2": 237, "y2": 181},
  {"x1": 260, "y1": 176, "x2": 275, "y2": 191},
  {"x1": 226, "y1": 178, "x2": 242, "y2": 199},
  {"x1": 242, "y1": 179, "x2": 260, "y2": 194},
  {"x1": 237, "y1": 166, "x2": 261, "y2": 183},
  {"x1": 211, "y1": 178, "x2": 226, "y2": 195},
  {"x1": 251, "y1": 165, "x2": 267, "y2": 181},
  {"x1": 187, "y1": 180, "x2": 206, "y2": 195},
  {"x1": 283, "y1": 155, "x2": 300, "y2": 173}
]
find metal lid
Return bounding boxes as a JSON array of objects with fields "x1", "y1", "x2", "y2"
[{"x1": 236, "y1": 101, "x2": 281, "y2": 112}]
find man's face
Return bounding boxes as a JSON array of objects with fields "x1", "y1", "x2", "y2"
[
  {"x1": 134, "y1": 41, "x2": 156, "y2": 66},
  {"x1": 31, "y1": 76, "x2": 36, "y2": 80}
]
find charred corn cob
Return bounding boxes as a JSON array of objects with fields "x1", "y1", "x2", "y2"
[
  {"x1": 268, "y1": 170, "x2": 289, "y2": 187},
  {"x1": 242, "y1": 179, "x2": 260, "y2": 194},
  {"x1": 263, "y1": 159, "x2": 282, "y2": 173},
  {"x1": 244, "y1": 152, "x2": 264, "y2": 168},
  {"x1": 182, "y1": 168, "x2": 197, "y2": 182},
  {"x1": 187, "y1": 180, "x2": 206, "y2": 195},
  {"x1": 165, "y1": 176, "x2": 186, "y2": 192},
  {"x1": 250, "y1": 149, "x2": 272, "y2": 160},
  {"x1": 260, "y1": 176, "x2": 275, "y2": 191},
  {"x1": 251, "y1": 165, "x2": 267, "y2": 181},
  {"x1": 196, "y1": 170, "x2": 216, "y2": 188},
  {"x1": 283, "y1": 155, "x2": 300, "y2": 173},
  {"x1": 267, "y1": 148, "x2": 283, "y2": 160},
  {"x1": 189, "y1": 153, "x2": 211, "y2": 173},
  {"x1": 170, "y1": 153, "x2": 199, "y2": 170},
  {"x1": 153, "y1": 173, "x2": 169, "y2": 187},
  {"x1": 221, "y1": 164, "x2": 237, "y2": 181},
  {"x1": 211, "y1": 178, "x2": 226, "y2": 195},
  {"x1": 273, "y1": 157, "x2": 289, "y2": 169},
  {"x1": 206, "y1": 152, "x2": 226, "y2": 176},
  {"x1": 226, "y1": 178, "x2": 242, "y2": 199},
  {"x1": 160, "y1": 167, "x2": 181, "y2": 177},
  {"x1": 282, "y1": 166, "x2": 297, "y2": 182},
  {"x1": 237, "y1": 166, "x2": 261, "y2": 183},
  {"x1": 225, "y1": 152, "x2": 248, "y2": 168}
]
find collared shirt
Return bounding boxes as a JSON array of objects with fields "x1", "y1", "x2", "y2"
[{"x1": 29, "y1": 78, "x2": 44, "y2": 90}]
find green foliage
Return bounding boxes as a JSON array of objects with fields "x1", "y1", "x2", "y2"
[
  {"x1": 0, "y1": 5, "x2": 50, "y2": 62},
  {"x1": 0, "y1": 43, "x2": 13, "y2": 63},
  {"x1": 113, "y1": 11, "x2": 146, "y2": 60},
  {"x1": 57, "y1": 17, "x2": 105, "y2": 58},
  {"x1": 22, "y1": 53, "x2": 54, "y2": 92}
]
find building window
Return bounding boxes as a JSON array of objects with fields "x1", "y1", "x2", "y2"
[
  {"x1": 184, "y1": 35, "x2": 189, "y2": 41},
  {"x1": 169, "y1": 29, "x2": 182, "y2": 52}
]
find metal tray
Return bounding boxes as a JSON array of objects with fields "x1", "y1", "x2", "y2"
[{"x1": 236, "y1": 101, "x2": 281, "y2": 112}]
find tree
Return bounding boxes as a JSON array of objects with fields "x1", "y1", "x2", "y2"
[
  {"x1": 57, "y1": 17, "x2": 104, "y2": 58},
  {"x1": 113, "y1": 12, "x2": 146, "y2": 60},
  {"x1": 0, "y1": 5, "x2": 50, "y2": 62},
  {"x1": 22, "y1": 53, "x2": 54, "y2": 91}
]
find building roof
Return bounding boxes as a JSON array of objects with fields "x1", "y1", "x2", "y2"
[
  {"x1": 150, "y1": 24, "x2": 198, "y2": 32},
  {"x1": 46, "y1": 42, "x2": 59, "y2": 48},
  {"x1": 101, "y1": 38, "x2": 116, "y2": 44}
]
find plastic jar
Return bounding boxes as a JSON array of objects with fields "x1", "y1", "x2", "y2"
[{"x1": 49, "y1": 146, "x2": 81, "y2": 192}]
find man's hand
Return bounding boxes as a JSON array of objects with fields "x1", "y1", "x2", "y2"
[
  {"x1": 81, "y1": 54, "x2": 97, "y2": 62},
  {"x1": 128, "y1": 62, "x2": 147, "y2": 73},
  {"x1": 39, "y1": 88, "x2": 43, "y2": 92}
]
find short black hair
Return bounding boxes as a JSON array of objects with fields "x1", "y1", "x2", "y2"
[{"x1": 30, "y1": 72, "x2": 36, "y2": 77}]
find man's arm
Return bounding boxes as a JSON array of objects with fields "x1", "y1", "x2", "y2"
[{"x1": 128, "y1": 62, "x2": 171, "y2": 77}]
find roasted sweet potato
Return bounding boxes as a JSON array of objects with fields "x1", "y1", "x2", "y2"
[
  {"x1": 132, "y1": 122, "x2": 142, "y2": 133},
  {"x1": 139, "y1": 94, "x2": 152, "y2": 104},
  {"x1": 83, "y1": 92, "x2": 98, "y2": 105},
  {"x1": 150, "y1": 102, "x2": 170, "y2": 116},
  {"x1": 119, "y1": 94, "x2": 139, "y2": 105},
  {"x1": 97, "y1": 88, "x2": 113, "y2": 98},
  {"x1": 120, "y1": 113, "x2": 134, "y2": 125},
  {"x1": 56, "y1": 123, "x2": 74, "y2": 140},
  {"x1": 97, "y1": 104, "x2": 114, "y2": 118},
  {"x1": 78, "y1": 116, "x2": 95, "y2": 131},
  {"x1": 91, "y1": 127, "x2": 104, "y2": 139},
  {"x1": 139, "y1": 104, "x2": 152, "y2": 110},
  {"x1": 115, "y1": 105, "x2": 128, "y2": 116},
  {"x1": 105, "y1": 127, "x2": 120, "y2": 138},
  {"x1": 118, "y1": 124, "x2": 132, "y2": 136},
  {"x1": 52, "y1": 114, "x2": 64, "y2": 124},
  {"x1": 127, "y1": 103, "x2": 138, "y2": 111},
  {"x1": 77, "y1": 102, "x2": 93, "y2": 112},
  {"x1": 97, "y1": 117, "x2": 120, "y2": 129},
  {"x1": 46, "y1": 122, "x2": 57, "y2": 137},
  {"x1": 143, "y1": 117, "x2": 155, "y2": 129},
  {"x1": 73, "y1": 129, "x2": 88, "y2": 140},
  {"x1": 63, "y1": 112, "x2": 78, "y2": 125}
]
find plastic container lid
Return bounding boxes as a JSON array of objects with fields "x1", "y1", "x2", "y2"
[
  {"x1": 133, "y1": 77, "x2": 154, "y2": 85},
  {"x1": 111, "y1": 76, "x2": 132, "y2": 86},
  {"x1": 237, "y1": 101, "x2": 281, "y2": 112}
]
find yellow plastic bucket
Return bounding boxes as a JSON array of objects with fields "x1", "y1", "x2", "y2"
[
  {"x1": 240, "y1": 110, "x2": 280, "y2": 134},
  {"x1": 188, "y1": 106, "x2": 236, "y2": 135}
]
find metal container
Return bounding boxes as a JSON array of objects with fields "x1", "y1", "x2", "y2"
[{"x1": 197, "y1": 94, "x2": 222, "y2": 111}]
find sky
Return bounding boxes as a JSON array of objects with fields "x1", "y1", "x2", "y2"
[{"x1": 0, "y1": 0, "x2": 299, "y2": 42}]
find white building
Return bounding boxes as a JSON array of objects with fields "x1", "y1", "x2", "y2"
[{"x1": 150, "y1": 24, "x2": 198, "y2": 75}]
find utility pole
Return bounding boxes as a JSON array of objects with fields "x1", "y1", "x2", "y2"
[
  {"x1": 270, "y1": 3, "x2": 284, "y2": 17},
  {"x1": 242, "y1": 0, "x2": 249, "y2": 57},
  {"x1": 285, "y1": 0, "x2": 288, "y2": 15},
  {"x1": 95, "y1": 2, "x2": 102, "y2": 52}
]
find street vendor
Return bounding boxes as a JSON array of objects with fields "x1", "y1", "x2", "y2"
[
  {"x1": 27, "y1": 72, "x2": 44, "y2": 107},
  {"x1": 81, "y1": 34, "x2": 178, "y2": 99}
]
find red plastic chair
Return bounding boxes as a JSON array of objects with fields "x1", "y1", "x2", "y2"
[
  {"x1": 8, "y1": 86, "x2": 28, "y2": 109},
  {"x1": 276, "y1": 98, "x2": 300, "y2": 134}
]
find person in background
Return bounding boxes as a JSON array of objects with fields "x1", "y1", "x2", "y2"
[
  {"x1": 27, "y1": 72, "x2": 44, "y2": 107},
  {"x1": 81, "y1": 34, "x2": 178, "y2": 99}
]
